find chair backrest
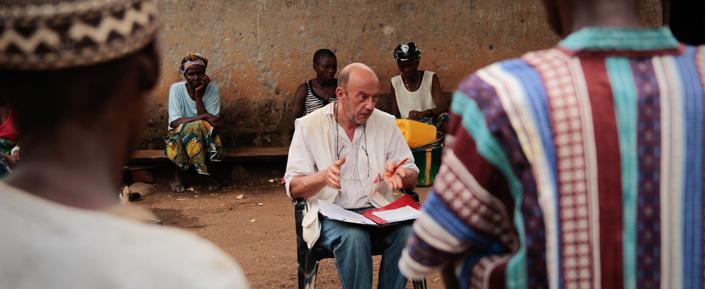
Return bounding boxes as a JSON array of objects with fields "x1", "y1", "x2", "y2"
[{"x1": 295, "y1": 198, "x2": 334, "y2": 258}]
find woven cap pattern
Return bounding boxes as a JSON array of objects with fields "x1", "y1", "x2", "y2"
[{"x1": 0, "y1": 0, "x2": 159, "y2": 70}]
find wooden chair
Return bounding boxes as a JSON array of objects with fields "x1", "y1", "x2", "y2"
[{"x1": 293, "y1": 190, "x2": 427, "y2": 289}]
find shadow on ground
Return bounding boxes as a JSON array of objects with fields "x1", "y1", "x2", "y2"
[{"x1": 132, "y1": 166, "x2": 443, "y2": 289}]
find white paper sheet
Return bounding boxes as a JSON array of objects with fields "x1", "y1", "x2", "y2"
[
  {"x1": 371, "y1": 206, "x2": 421, "y2": 223},
  {"x1": 318, "y1": 199, "x2": 377, "y2": 225}
]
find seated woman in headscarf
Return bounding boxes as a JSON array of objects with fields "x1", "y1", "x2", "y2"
[
  {"x1": 290, "y1": 48, "x2": 337, "y2": 135},
  {"x1": 165, "y1": 53, "x2": 224, "y2": 191},
  {"x1": 390, "y1": 42, "x2": 450, "y2": 133}
]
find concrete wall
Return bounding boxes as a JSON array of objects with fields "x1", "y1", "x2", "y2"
[{"x1": 140, "y1": 0, "x2": 663, "y2": 149}]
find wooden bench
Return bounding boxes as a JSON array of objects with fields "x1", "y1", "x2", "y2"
[{"x1": 129, "y1": 147, "x2": 288, "y2": 163}]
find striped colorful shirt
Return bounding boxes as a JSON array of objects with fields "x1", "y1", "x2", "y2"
[{"x1": 399, "y1": 27, "x2": 705, "y2": 289}]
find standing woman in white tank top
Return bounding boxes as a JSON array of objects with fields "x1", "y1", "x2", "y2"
[{"x1": 390, "y1": 42, "x2": 449, "y2": 132}]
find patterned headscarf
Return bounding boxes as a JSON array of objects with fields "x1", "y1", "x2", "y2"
[
  {"x1": 0, "y1": 0, "x2": 159, "y2": 70},
  {"x1": 179, "y1": 53, "x2": 208, "y2": 77},
  {"x1": 393, "y1": 42, "x2": 421, "y2": 62}
]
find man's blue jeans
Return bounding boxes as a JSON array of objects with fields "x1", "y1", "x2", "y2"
[{"x1": 317, "y1": 216, "x2": 412, "y2": 289}]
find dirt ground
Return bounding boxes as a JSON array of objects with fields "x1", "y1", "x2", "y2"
[{"x1": 138, "y1": 179, "x2": 444, "y2": 289}]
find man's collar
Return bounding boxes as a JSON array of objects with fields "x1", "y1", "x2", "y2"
[
  {"x1": 324, "y1": 102, "x2": 335, "y2": 116},
  {"x1": 559, "y1": 27, "x2": 679, "y2": 51}
]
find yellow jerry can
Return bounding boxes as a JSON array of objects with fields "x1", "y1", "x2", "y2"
[{"x1": 395, "y1": 119, "x2": 437, "y2": 148}]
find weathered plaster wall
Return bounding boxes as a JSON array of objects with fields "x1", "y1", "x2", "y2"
[{"x1": 140, "y1": 0, "x2": 663, "y2": 149}]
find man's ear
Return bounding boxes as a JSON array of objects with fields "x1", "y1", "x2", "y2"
[
  {"x1": 335, "y1": 87, "x2": 345, "y2": 100},
  {"x1": 134, "y1": 41, "x2": 161, "y2": 92}
]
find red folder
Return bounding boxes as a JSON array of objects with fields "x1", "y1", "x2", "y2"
[{"x1": 361, "y1": 194, "x2": 420, "y2": 225}]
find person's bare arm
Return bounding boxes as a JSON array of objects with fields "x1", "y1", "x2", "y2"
[
  {"x1": 289, "y1": 158, "x2": 346, "y2": 199},
  {"x1": 194, "y1": 75, "x2": 211, "y2": 115},
  {"x1": 290, "y1": 84, "x2": 307, "y2": 132},
  {"x1": 401, "y1": 168, "x2": 418, "y2": 189},
  {"x1": 430, "y1": 74, "x2": 448, "y2": 117},
  {"x1": 289, "y1": 171, "x2": 326, "y2": 200},
  {"x1": 391, "y1": 87, "x2": 401, "y2": 118},
  {"x1": 202, "y1": 113, "x2": 219, "y2": 126},
  {"x1": 169, "y1": 113, "x2": 218, "y2": 129},
  {"x1": 195, "y1": 98, "x2": 207, "y2": 116},
  {"x1": 169, "y1": 115, "x2": 205, "y2": 129}
]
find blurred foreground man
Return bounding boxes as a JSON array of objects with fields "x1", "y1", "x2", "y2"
[
  {"x1": 0, "y1": 1, "x2": 248, "y2": 288},
  {"x1": 399, "y1": 0, "x2": 705, "y2": 289}
]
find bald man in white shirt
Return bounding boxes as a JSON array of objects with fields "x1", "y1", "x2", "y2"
[{"x1": 286, "y1": 63, "x2": 419, "y2": 289}]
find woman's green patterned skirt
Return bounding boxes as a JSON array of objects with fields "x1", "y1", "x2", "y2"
[{"x1": 165, "y1": 120, "x2": 223, "y2": 175}]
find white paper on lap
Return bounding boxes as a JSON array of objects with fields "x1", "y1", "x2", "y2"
[{"x1": 318, "y1": 199, "x2": 377, "y2": 225}]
